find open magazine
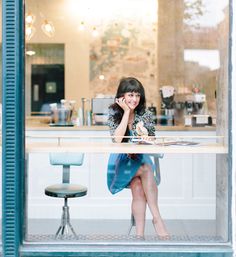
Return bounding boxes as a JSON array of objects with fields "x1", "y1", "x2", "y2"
[{"x1": 131, "y1": 138, "x2": 199, "y2": 146}]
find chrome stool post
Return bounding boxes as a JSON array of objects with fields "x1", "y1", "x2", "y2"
[{"x1": 55, "y1": 198, "x2": 77, "y2": 238}]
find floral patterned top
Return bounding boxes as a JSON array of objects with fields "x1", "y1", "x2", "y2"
[{"x1": 107, "y1": 108, "x2": 156, "y2": 141}]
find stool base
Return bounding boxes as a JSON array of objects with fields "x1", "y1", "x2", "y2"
[{"x1": 55, "y1": 198, "x2": 77, "y2": 239}]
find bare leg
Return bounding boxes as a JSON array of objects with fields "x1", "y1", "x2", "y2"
[
  {"x1": 130, "y1": 177, "x2": 147, "y2": 237},
  {"x1": 135, "y1": 165, "x2": 169, "y2": 238}
]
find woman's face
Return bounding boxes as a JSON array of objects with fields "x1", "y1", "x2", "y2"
[{"x1": 123, "y1": 91, "x2": 141, "y2": 110}]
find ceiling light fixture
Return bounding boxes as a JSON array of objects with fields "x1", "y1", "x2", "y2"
[
  {"x1": 41, "y1": 20, "x2": 55, "y2": 37},
  {"x1": 25, "y1": 12, "x2": 55, "y2": 40},
  {"x1": 92, "y1": 26, "x2": 99, "y2": 37},
  {"x1": 25, "y1": 24, "x2": 36, "y2": 41},
  {"x1": 78, "y1": 21, "x2": 85, "y2": 31},
  {"x1": 26, "y1": 50, "x2": 36, "y2": 56},
  {"x1": 25, "y1": 12, "x2": 36, "y2": 24}
]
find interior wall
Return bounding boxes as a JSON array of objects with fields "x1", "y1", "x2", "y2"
[{"x1": 24, "y1": 0, "x2": 158, "y2": 111}]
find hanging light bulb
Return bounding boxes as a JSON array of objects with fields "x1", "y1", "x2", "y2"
[
  {"x1": 92, "y1": 26, "x2": 99, "y2": 37},
  {"x1": 25, "y1": 24, "x2": 36, "y2": 41},
  {"x1": 99, "y1": 74, "x2": 105, "y2": 80},
  {"x1": 41, "y1": 20, "x2": 55, "y2": 37},
  {"x1": 78, "y1": 21, "x2": 85, "y2": 31},
  {"x1": 25, "y1": 12, "x2": 36, "y2": 24}
]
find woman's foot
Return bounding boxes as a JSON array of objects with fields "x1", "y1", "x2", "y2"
[{"x1": 152, "y1": 218, "x2": 170, "y2": 240}]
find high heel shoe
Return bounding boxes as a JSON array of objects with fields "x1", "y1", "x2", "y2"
[{"x1": 152, "y1": 219, "x2": 170, "y2": 240}]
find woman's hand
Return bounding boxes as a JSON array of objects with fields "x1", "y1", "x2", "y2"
[
  {"x1": 135, "y1": 121, "x2": 155, "y2": 141},
  {"x1": 136, "y1": 121, "x2": 148, "y2": 136},
  {"x1": 116, "y1": 97, "x2": 130, "y2": 112},
  {"x1": 140, "y1": 135, "x2": 151, "y2": 141}
]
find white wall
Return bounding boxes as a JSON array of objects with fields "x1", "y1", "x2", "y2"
[{"x1": 25, "y1": 0, "x2": 92, "y2": 109}]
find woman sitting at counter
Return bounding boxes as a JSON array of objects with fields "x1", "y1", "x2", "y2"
[{"x1": 107, "y1": 77, "x2": 169, "y2": 239}]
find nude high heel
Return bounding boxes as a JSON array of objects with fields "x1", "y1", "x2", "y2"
[{"x1": 152, "y1": 219, "x2": 170, "y2": 240}]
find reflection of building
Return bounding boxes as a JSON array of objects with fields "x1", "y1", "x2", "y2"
[
  {"x1": 89, "y1": 14, "x2": 158, "y2": 107},
  {"x1": 158, "y1": 0, "x2": 228, "y2": 117},
  {"x1": 216, "y1": 5, "x2": 229, "y2": 241},
  {"x1": 184, "y1": 60, "x2": 217, "y2": 113},
  {"x1": 183, "y1": 25, "x2": 222, "y2": 112},
  {"x1": 158, "y1": 0, "x2": 184, "y2": 87},
  {"x1": 184, "y1": 27, "x2": 219, "y2": 49}
]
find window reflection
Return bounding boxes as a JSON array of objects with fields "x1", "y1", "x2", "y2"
[
  {"x1": 184, "y1": 0, "x2": 228, "y2": 28},
  {"x1": 25, "y1": 44, "x2": 64, "y2": 116},
  {"x1": 24, "y1": 0, "x2": 230, "y2": 245},
  {"x1": 24, "y1": 0, "x2": 229, "y2": 120},
  {"x1": 184, "y1": 50, "x2": 220, "y2": 71}
]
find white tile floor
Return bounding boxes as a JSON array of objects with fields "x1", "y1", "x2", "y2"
[{"x1": 26, "y1": 219, "x2": 224, "y2": 243}]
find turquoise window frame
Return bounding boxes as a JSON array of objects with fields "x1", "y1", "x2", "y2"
[
  {"x1": 1, "y1": 0, "x2": 234, "y2": 256},
  {"x1": 2, "y1": 0, "x2": 25, "y2": 256}
]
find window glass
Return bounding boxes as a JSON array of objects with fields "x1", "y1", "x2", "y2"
[
  {"x1": 25, "y1": 0, "x2": 230, "y2": 244},
  {"x1": 0, "y1": 0, "x2": 2, "y2": 248}
]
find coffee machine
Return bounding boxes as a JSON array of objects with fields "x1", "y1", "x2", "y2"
[
  {"x1": 184, "y1": 92, "x2": 212, "y2": 127},
  {"x1": 192, "y1": 93, "x2": 206, "y2": 114},
  {"x1": 159, "y1": 86, "x2": 175, "y2": 126},
  {"x1": 192, "y1": 92, "x2": 212, "y2": 126}
]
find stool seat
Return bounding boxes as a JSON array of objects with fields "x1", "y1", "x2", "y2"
[
  {"x1": 45, "y1": 153, "x2": 87, "y2": 238},
  {"x1": 45, "y1": 183, "x2": 87, "y2": 198}
]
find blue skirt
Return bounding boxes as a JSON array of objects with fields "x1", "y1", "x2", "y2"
[{"x1": 107, "y1": 153, "x2": 160, "y2": 194}]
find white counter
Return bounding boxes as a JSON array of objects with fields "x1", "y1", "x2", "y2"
[
  {"x1": 23, "y1": 127, "x2": 227, "y2": 221},
  {"x1": 26, "y1": 123, "x2": 216, "y2": 132},
  {"x1": 26, "y1": 140, "x2": 227, "y2": 154}
]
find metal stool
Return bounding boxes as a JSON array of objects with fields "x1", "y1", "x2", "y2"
[
  {"x1": 127, "y1": 154, "x2": 163, "y2": 235},
  {"x1": 45, "y1": 153, "x2": 87, "y2": 238}
]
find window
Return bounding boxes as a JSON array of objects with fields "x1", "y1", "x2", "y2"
[{"x1": 23, "y1": 0, "x2": 231, "y2": 247}]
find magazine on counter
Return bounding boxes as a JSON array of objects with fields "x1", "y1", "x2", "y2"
[{"x1": 131, "y1": 138, "x2": 199, "y2": 146}]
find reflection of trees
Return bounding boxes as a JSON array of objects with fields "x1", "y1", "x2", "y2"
[
  {"x1": 90, "y1": 22, "x2": 138, "y2": 81},
  {"x1": 184, "y1": 0, "x2": 205, "y2": 29},
  {"x1": 184, "y1": 61, "x2": 217, "y2": 107}
]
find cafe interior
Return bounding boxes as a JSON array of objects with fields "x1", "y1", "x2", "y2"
[{"x1": 0, "y1": 0, "x2": 232, "y2": 247}]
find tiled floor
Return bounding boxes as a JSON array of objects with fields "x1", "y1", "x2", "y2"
[{"x1": 25, "y1": 219, "x2": 225, "y2": 243}]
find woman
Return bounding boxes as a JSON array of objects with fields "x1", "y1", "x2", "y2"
[{"x1": 107, "y1": 77, "x2": 169, "y2": 239}]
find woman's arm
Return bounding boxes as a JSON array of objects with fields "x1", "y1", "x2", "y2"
[
  {"x1": 113, "y1": 109, "x2": 130, "y2": 143},
  {"x1": 113, "y1": 97, "x2": 131, "y2": 143},
  {"x1": 107, "y1": 98, "x2": 131, "y2": 143}
]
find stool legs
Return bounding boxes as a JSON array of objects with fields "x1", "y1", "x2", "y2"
[{"x1": 55, "y1": 198, "x2": 77, "y2": 238}]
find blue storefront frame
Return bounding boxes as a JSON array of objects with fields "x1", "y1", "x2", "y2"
[
  {"x1": 1, "y1": 0, "x2": 234, "y2": 256},
  {"x1": 2, "y1": 0, "x2": 25, "y2": 256}
]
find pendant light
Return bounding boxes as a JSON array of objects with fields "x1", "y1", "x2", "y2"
[{"x1": 41, "y1": 20, "x2": 55, "y2": 37}]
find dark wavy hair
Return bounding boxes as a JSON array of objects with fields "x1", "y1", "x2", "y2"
[{"x1": 109, "y1": 77, "x2": 146, "y2": 142}]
